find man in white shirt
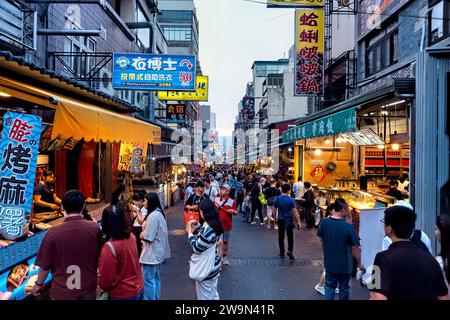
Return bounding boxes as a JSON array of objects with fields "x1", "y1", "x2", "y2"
[
  {"x1": 204, "y1": 179, "x2": 219, "y2": 201},
  {"x1": 397, "y1": 173, "x2": 409, "y2": 193},
  {"x1": 293, "y1": 177, "x2": 305, "y2": 220},
  {"x1": 210, "y1": 174, "x2": 220, "y2": 190}
]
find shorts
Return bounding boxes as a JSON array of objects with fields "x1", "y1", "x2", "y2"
[
  {"x1": 222, "y1": 231, "x2": 231, "y2": 242},
  {"x1": 267, "y1": 205, "x2": 275, "y2": 215}
]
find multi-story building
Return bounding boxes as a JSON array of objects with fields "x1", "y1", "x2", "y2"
[
  {"x1": 281, "y1": 0, "x2": 450, "y2": 251},
  {"x1": 157, "y1": 0, "x2": 200, "y2": 133}
]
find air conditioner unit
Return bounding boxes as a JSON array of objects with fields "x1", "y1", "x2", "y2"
[{"x1": 99, "y1": 67, "x2": 114, "y2": 95}]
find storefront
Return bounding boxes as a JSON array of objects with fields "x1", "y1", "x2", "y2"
[
  {"x1": 0, "y1": 51, "x2": 161, "y2": 300},
  {"x1": 283, "y1": 86, "x2": 413, "y2": 284}
]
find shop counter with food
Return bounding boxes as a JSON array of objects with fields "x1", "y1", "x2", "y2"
[{"x1": 0, "y1": 202, "x2": 107, "y2": 300}]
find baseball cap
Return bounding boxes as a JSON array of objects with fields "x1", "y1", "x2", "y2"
[
  {"x1": 216, "y1": 173, "x2": 223, "y2": 180},
  {"x1": 194, "y1": 180, "x2": 204, "y2": 188},
  {"x1": 220, "y1": 184, "x2": 231, "y2": 191}
]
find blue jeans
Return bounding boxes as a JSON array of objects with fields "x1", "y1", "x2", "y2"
[
  {"x1": 110, "y1": 290, "x2": 143, "y2": 300},
  {"x1": 325, "y1": 272, "x2": 351, "y2": 300},
  {"x1": 142, "y1": 264, "x2": 161, "y2": 300}
]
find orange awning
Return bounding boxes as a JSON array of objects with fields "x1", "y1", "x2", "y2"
[{"x1": 52, "y1": 102, "x2": 161, "y2": 145}]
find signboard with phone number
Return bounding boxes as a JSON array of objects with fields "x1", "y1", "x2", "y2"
[{"x1": 112, "y1": 53, "x2": 197, "y2": 91}]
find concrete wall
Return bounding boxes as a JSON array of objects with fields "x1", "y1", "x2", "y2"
[{"x1": 356, "y1": 0, "x2": 428, "y2": 84}]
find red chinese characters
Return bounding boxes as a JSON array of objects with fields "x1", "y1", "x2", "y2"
[
  {"x1": 295, "y1": 9, "x2": 324, "y2": 95},
  {"x1": 8, "y1": 119, "x2": 34, "y2": 143},
  {"x1": 310, "y1": 164, "x2": 327, "y2": 182}
]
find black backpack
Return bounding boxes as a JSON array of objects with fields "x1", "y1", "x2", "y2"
[{"x1": 410, "y1": 230, "x2": 431, "y2": 254}]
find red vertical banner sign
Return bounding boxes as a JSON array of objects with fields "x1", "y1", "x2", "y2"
[{"x1": 295, "y1": 8, "x2": 325, "y2": 96}]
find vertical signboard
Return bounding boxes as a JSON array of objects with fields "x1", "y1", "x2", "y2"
[
  {"x1": 0, "y1": 113, "x2": 42, "y2": 240},
  {"x1": 241, "y1": 96, "x2": 255, "y2": 130},
  {"x1": 118, "y1": 142, "x2": 147, "y2": 176},
  {"x1": 166, "y1": 104, "x2": 186, "y2": 124},
  {"x1": 295, "y1": 8, "x2": 324, "y2": 96}
]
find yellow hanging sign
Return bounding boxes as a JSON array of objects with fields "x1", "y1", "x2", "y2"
[
  {"x1": 267, "y1": 0, "x2": 325, "y2": 7},
  {"x1": 157, "y1": 76, "x2": 209, "y2": 101}
]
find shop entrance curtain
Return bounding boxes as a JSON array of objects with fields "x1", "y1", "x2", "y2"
[{"x1": 51, "y1": 102, "x2": 161, "y2": 145}]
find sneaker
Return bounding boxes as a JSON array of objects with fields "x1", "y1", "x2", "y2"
[
  {"x1": 251, "y1": 221, "x2": 256, "y2": 225},
  {"x1": 222, "y1": 257, "x2": 229, "y2": 265},
  {"x1": 287, "y1": 252, "x2": 295, "y2": 261},
  {"x1": 274, "y1": 224, "x2": 278, "y2": 230},
  {"x1": 260, "y1": 222, "x2": 265, "y2": 226},
  {"x1": 335, "y1": 288, "x2": 339, "y2": 294},
  {"x1": 264, "y1": 217, "x2": 267, "y2": 221},
  {"x1": 315, "y1": 284, "x2": 325, "y2": 296}
]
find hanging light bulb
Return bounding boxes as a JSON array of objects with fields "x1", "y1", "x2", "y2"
[
  {"x1": 377, "y1": 145, "x2": 385, "y2": 150},
  {"x1": 314, "y1": 149, "x2": 322, "y2": 156},
  {"x1": 325, "y1": 138, "x2": 331, "y2": 144},
  {"x1": 392, "y1": 144, "x2": 400, "y2": 151}
]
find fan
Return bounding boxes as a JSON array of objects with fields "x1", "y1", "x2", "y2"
[{"x1": 326, "y1": 162, "x2": 337, "y2": 172}]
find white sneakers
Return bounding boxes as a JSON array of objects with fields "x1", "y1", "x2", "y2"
[
  {"x1": 314, "y1": 284, "x2": 340, "y2": 296},
  {"x1": 315, "y1": 284, "x2": 325, "y2": 296}
]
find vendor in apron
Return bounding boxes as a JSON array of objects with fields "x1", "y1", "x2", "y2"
[{"x1": 33, "y1": 170, "x2": 62, "y2": 213}]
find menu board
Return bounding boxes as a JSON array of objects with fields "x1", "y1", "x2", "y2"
[{"x1": 341, "y1": 129, "x2": 385, "y2": 146}]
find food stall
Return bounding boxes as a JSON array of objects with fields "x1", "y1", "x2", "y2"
[{"x1": 284, "y1": 102, "x2": 411, "y2": 284}]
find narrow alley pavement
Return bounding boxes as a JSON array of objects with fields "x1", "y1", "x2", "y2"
[{"x1": 159, "y1": 200, "x2": 370, "y2": 300}]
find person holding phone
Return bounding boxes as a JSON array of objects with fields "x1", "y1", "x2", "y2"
[{"x1": 187, "y1": 199, "x2": 223, "y2": 300}]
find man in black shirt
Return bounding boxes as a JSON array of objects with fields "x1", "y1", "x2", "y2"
[
  {"x1": 370, "y1": 205, "x2": 448, "y2": 300},
  {"x1": 185, "y1": 180, "x2": 207, "y2": 224},
  {"x1": 385, "y1": 180, "x2": 404, "y2": 201},
  {"x1": 33, "y1": 171, "x2": 61, "y2": 213}
]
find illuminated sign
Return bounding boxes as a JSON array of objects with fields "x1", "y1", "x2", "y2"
[
  {"x1": 157, "y1": 76, "x2": 209, "y2": 101},
  {"x1": 0, "y1": 113, "x2": 42, "y2": 240},
  {"x1": 112, "y1": 53, "x2": 197, "y2": 91},
  {"x1": 267, "y1": 0, "x2": 325, "y2": 7},
  {"x1": 295, "y1": 8, "x2": 325, "y2": 96}
]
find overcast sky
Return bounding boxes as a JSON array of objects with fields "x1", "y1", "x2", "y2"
[{"x1": 194, "y1": 0, "x2": 295, "y2": 137}]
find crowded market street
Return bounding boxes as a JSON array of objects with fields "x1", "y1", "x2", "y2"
[
  {"x1": 0, "y1": 0, "x2": 450, "y2": 308},
  {"x1": 161, "y1": 200, "x2": 369, "y2": 300}
]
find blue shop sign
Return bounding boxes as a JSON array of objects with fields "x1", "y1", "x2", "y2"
[{"x1": 112, "y1": 53, "x2": 197, "y2": 91}]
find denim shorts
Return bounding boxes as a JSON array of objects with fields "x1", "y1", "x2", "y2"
[{"x1": 222, "y1": 231, "x2": 231, "y2": 242}]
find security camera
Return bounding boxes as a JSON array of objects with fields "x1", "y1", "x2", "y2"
[{"x1": 47, "y1": 97, "x2": 58, "y2": 105}]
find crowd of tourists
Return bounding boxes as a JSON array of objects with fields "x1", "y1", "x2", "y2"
[{"x1": 29, "y1": 166, "x2": 450, "y2": 301}]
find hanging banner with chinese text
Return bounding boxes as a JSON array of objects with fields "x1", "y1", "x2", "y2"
[
  {"x1": 112, "y1": 53, "x2": 197, "y2": 91},
  {"x1": 267, "y1": 0, "x2": 325, "y2": 7},
  {"x1": 295, "y1": 8, "x2": 324, "y2": 96},
  {"x1": 118, "y1": 142, "x2": 147, "y2": 176},
  {"x1": 157, "y1": 76, "x2": 209, "y2": 101},
  {"x1": 282, "y1": 107, "x2": 356, "y2": 142},
  {"x1": 0, "y1": 112, "x2": 42, "y2": 240},
  {"x1": 166, "y1": 104, "x2": 186, "y2": 124}
]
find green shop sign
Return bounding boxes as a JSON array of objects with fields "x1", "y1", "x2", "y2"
[{"x1": 283, "y1": 107, "x2": 356, "y2": 143}]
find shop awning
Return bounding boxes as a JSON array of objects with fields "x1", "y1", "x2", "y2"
[
  {"x1": 283, "y1": 107, "x2": 357, "y2": 143},
  {"x1": 52, "y1": 102, "x2": 161, "y2": 145}
]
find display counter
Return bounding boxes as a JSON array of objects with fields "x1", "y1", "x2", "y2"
[{"x1": 0, "y1": 203, "x2": 107, "y2": 300}]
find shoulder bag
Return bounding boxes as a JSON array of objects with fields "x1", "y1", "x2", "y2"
[{"x1": 189, "y1": 242, "x2": 217, "y2": 281}]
